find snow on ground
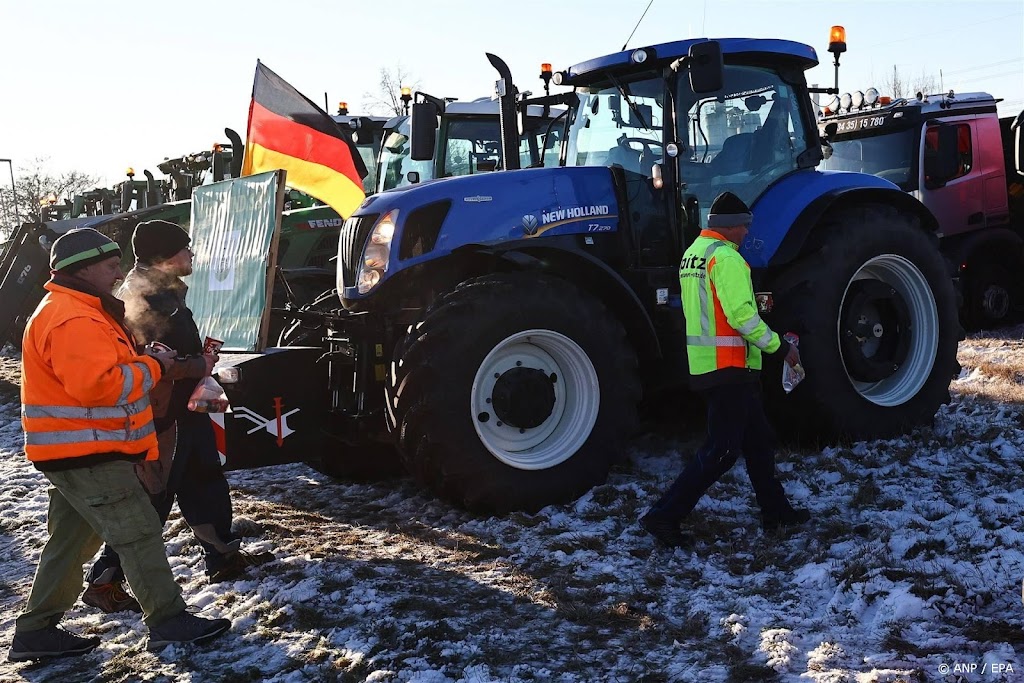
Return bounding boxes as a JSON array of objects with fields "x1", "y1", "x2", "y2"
[{"x1": 1, "y1": 329, "x2": 1024, "y2": 682}]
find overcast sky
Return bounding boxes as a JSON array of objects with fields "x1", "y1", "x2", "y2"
[{"x1": 1, "y1": 0, "x2": 1021, "y2": 187}]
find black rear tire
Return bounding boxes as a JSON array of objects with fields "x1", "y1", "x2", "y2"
[
  {"x1": 308, "y1": 439, "x2": 405, "y2": 482},
  {"x1": 962, "y1": 261, "x2": 1018, "y2": 331},
  {"x1": 764, "y1": 205, "x2": 961, "y2": 439},
  {"x1": 386, "y1": 272, "x2": 641, "y2": 513}
]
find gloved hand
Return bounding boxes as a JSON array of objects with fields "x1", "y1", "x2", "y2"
[{"x1": 149, "y1": 349, "x2": 178, "y2": 374}]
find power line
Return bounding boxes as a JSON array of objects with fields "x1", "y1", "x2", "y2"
[
  {"x1": 862, "y1": 11, "x2": 1023, "y2": 49},
  {"x1": 941, "y1": 58, "x2": 1024, "y2": 77},
  {"x1": 949, "y1": 69, "x2": 1024, "y2": 84}
]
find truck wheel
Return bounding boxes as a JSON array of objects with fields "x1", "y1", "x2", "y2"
[
  {"x1": 964, "y1": 262, "x2": 1016, "y2": 330},
  {"x1": 766, "y1": 205, "x2": 960, "y2": 438},
  {"x1": 387, "y1": 272, "x2": 640, "y2": 513},
  {"x1": 277, "y1": 289, "x2": 339, "y2": 347}
]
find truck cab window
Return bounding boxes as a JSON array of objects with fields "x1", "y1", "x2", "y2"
[{"x1": 924, "y1": 123, "x2": 973, "y2": 180}]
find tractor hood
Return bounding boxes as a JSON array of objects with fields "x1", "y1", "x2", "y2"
[{"x1": 340, "y1": 167, "x2": 620, "y2": 301}]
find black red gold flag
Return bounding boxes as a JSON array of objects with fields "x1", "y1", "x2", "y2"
[{"x1": 241, "y1": 61, "x2": 367, "y2": 218}]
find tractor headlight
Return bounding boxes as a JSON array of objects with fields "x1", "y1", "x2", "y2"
[{"x1": 356, "y1": 210, "x2": 397, "y2": 294}]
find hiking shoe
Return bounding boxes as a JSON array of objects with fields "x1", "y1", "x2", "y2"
[
  {"x1": 82, "y1": 580, "x2": 142, "y2": 614},
  {"x1": 8, "y1": 626, "x2": 100, "y2": 662},
  {"x1": 640, "y1": 514, "x2": 693, "y2": 549},
  {"x1": 147, "y1": 611, "x2": 231, "y2": 651},
  {"x1": 206, "y1": 549, "x2": 275, "y2": 584},
  {"x1": 762, "y1": 507, "x2": 812, "y2": 531}
]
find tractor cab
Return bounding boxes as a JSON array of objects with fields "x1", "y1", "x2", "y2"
[
  {"x1": 332, "y1": 109, "x2": 390, "y2": 194},
  {"x1": 544, "y1": 39, "x2": 822, "y2": 262},
  {"x1": 385, "y1": 93, "x2": 564, "y2": 192}
]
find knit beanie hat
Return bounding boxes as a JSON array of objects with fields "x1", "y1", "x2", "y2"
[
  {"x1": 50, "y1": 228, "x2": 122, "y2": 273},
  {"x1": 132, "y1": 220, "x2": 191, "y2": 264},
  {"x1": 707, "y1": 191, "x2": 753, "y2": 229}
]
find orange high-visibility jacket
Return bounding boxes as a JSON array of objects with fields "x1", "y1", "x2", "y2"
[{"x1": 21, "y1": 282, "x2": 164, "y2": 464}]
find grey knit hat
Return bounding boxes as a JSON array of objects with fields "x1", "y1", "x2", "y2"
[
  {"x1": 707, "y1": 191, "x2": 753, "y2": 229},
  {"x1": 50, "y1": 228, "x2": 122, "y2": 272}
]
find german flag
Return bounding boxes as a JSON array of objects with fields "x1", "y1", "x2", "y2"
[{"x1": 241, "y1": 61, "x2": 368, "y2": 218}]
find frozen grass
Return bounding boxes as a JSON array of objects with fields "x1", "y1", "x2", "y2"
[{"x1": 1, "y1": 334, "x2": 1024, "y2": 681}]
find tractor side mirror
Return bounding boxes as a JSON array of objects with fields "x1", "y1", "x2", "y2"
[
  {"x1": 688, "y1": 41, "x2": 724, "y2": 94},
  {"x1": 821, "y1": 122, "x2": 838, "y2": 160},
  {"x1": 351, "y1": 118, "x2": 375, "y2": 145},
  {"x1": 923, "y1": 124, "x2": 960, "y2": 188},
  {"x1": 410, "y1": 101, "x2": 439, "y2": 162}
]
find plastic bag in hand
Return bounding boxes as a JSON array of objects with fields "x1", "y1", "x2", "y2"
[
  {"x1": 781, "y1": 332, "x2": 806, "y2": 394},
  {"x1": 187, "y1": 375, "x2": 230, "y2": 413}
]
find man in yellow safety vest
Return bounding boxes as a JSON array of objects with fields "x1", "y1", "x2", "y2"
[{"x1": 640, "y1": 192, "x2": 810, "y2": 549}]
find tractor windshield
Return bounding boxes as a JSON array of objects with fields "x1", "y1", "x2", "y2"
[
  {"x1": 378, "y1": 112, "x2": 562, "y2": 192},
  {"x1": 821, "y1": 127, "x2": 917, "y2": 189},
  {"x1": 354, "y1": 141, "x2": 380, "y2": 194},
  {"x1": 376, "y1": 119, "x2": 435, "y2": 193},
  {"x1": 442, "y1": 116, "x2": 561, "y2": 176},
  {"x1": 676, "y1": 64, "x2": 812, "y2": 221},
  {"x1": 564, "y1": 74, "x2": 664, "y2": 175}
]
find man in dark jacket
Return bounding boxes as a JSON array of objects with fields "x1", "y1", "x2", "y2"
[{"x1": 83, "y1": 221, "x2": 271, "y2": 613}]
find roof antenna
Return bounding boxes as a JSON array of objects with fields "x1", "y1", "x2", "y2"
[{"x1": 621, "y1": 0, "x2": 655, "y2": 51}]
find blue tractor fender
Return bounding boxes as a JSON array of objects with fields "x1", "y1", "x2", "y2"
[{"x1": 737, "y1": 170, "x2": 940, "y2": 268}]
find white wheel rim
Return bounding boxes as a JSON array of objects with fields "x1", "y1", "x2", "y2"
[
  {"x1": 838, "y1": 254, "x2": 938, "y2": 406},
  {"x1": 471, "y1": 329, "x2": 599, "y2": 470}
]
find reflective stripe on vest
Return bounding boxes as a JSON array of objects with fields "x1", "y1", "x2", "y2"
[
  {"x1": 116, "y1": 362, "x2": 155, "y2": 405},
  {"x1": 735, "y1": 314, "x2": 763, "y2": 336},
  {"x1": 25, "y1": 421, "x2": 156, "y2": 446},
  {"x1": 686, "y1": 335, "x2": 747, "y2": 347},
  {"x1": 752, "y1": 327, "x2": 774, "y2": 350},
  {"x1": 22, "y1": 394, "x2": 151, "y2": 420},
  {"x1": 697, "y1": 240, "x2": 726, "y2": 335}
]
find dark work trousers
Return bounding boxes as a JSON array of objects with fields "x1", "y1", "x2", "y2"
[
  {"x1": 87, "y1": 412, "x2": 236, "y2": 582},
  {"x1": 646, "y1": 382, "x2": 792, "y2": 523}
]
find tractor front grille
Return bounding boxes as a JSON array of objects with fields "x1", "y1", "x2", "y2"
[{"x1": 338, "y1": 213, "x2": 379, "y2": 289}]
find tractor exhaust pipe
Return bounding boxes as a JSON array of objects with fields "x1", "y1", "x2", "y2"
[
  {"x1": 485, "y1": 53, "x2": 521, "y2": 171},
  {"x1": 225, "y1": 128, "x2": 244, "y2": 179}
]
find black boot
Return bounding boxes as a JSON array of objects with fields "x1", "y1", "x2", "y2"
[
  {"x1": 762, "y1": 507, "x2": 811, "y2": 531},
  {"x1": 640, "y1": 515, "x2": 694, "y2": 549},
  {"x1": 8, "y1": 626, "x2": 100, "y2": 662}
]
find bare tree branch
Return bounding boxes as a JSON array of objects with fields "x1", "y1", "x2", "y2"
[
  {"x1": 361, "y1": 64, "x2": 420, "y2": 116},
  {"x1": 884, "y1": 65, "x2": 941, "y2": 100},
  {"x1": 0, "y1": 158, "x2": 100, "y2": 228}
]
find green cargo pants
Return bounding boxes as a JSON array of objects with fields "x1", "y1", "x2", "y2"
[{"x1": 15, "y1": 460, "x2": 186, "y2": 633}]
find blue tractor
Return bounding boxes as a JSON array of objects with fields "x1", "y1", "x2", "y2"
[{"x1": 220, "y1": 37, "x2": 960, "y2": 512}]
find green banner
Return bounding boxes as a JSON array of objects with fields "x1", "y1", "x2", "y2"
[{"x1": 186, "y1": 171, "x2": 284, "y2": 351}]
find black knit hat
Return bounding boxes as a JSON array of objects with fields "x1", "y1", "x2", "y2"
[
  {"x1": 50, "y1": 228, "x2": 122, "y2": 273},
  {"x1": 132, "y1": 220, "x2": 191, "y2": 264},
  {"x1": 707, "y1": 192, "x2": 753, "y2": 229}
]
